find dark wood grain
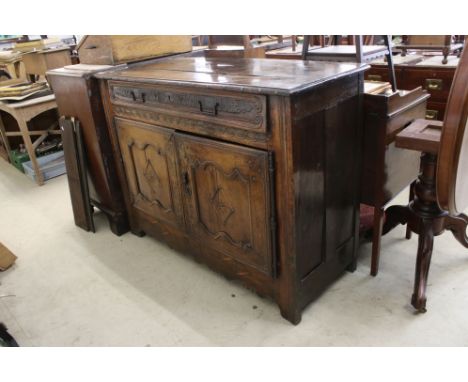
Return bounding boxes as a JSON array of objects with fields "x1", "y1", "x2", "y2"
[
  {"x1": 96, "y1": 57, "x2": 368, "y2": 96},
  {"x1": 97, "y1": 57, "x2": 367, "y2": 324}
]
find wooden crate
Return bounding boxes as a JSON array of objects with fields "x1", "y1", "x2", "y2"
[{"x1": 77, "y1": 35, "x2": 192, "y2": 65}]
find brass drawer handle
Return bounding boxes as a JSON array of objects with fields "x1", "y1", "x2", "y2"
[
  {"x1": 368, "y1": 74, "x2": 382, "y2": 81},
  {"x1": 425, "y1": 79, "x2": 443, "y2": 91},
  {"x1": 426, "y1": 109, "x2": 439, "y2": 120}
]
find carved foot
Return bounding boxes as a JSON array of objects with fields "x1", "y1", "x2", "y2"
[
  {"x1": 411, "y1": 294, "x2": 427, "y2": 313},
  {"x1": 131, "y1": 229, "x2": 146, "y2": 237},
  {"x1": 445, "y1": 213, "x2": 468, "y2": 248},
  {"x1": 346, "y1": 257, "x2": 357, "y2": 273},
  {"x1": 107, "y1": 214, "x2": 130, "y2": 237},
  {"x1": 411, "y1": 219, "x2": 434, "y2": 312},
  {"x1": 382, "y1": 205, "x2": 410, "y2": 236},
  {"x1": 405, "y1": 228, "x2": 412, "y2": 240}
]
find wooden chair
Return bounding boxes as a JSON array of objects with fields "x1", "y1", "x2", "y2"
[
  {"x1": 374, "y1": 46, "x2": 468, "y2": 312},
  {"x1": 205, "y1": 35, "x2": 266, "y2": 58},
  {"x1": 205, "y1": 35, "x2": 295, "y2": 59}
]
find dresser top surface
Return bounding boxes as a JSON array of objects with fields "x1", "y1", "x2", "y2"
[{"x1": 95, "y1": 57, "x2": 368, "y2": 95}]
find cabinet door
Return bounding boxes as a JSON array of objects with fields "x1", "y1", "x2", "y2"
[
  {"x1": 177, "y1": 134, "x2": 275, "y2": 276},
  {"x1": 115, "y1": 118, "x2": 184, "y2": 229}
]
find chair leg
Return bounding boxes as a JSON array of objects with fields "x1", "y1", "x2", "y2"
[
  {"x1": 411, "y1": 219, "x2": 435, "y2": 312},
  {"x1": 370, "y1": 207, "x2": 385, "y2": 276},
  {"x1": 442, "y1": 47, "x2": 449, "y2": 64},
  {"x1": 406, "y1": 182, "x2": 415, "y2": 240}
]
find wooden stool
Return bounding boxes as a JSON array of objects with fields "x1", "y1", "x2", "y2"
[
  {"x1": 0, "y1": 94, "x2": 61, "y2": 185},
  {"x1": 397, "y1": 35, "x2": 464, "y2": 65},
  {"x1": 375, "y1": 46, "x2": 468, "y2": 312}
]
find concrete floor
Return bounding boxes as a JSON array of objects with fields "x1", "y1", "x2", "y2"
[{"x1": 1, "y1": 158, "x2": 468, "y2": 346}]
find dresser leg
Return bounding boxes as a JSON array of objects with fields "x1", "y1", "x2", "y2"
[
  {"x1": 280, "y1": 306, "x2": 302, "y2": 325},
  {"x1": 107, "y1": 213, "x2": 130, "y2": 236},
  {"x1": 346, "y1": 257, "x2": 357, "y2": 272}
]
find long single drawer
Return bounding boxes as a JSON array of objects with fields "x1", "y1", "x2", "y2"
[
  {"x1": 426, "y1": 101, "x2": 446, "y2": 121},
  {"x1": 108, "y1": 81, "x2": 267, "y2": 135},
  {"x1": 403, "y1": 67, "x2": 455, "y2": 102}
]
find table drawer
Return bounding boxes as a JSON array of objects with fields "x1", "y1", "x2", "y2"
[
  {"x1": 403, "y1": 68, "x2": 454, "y2": 102},
  {"x1": 108, "y1": 81, "x2": 267, "y2": 135},
  {"x1": 426, "y1": 101, "x2": 446, "y2": 121},
  {"x1": 365, "y1": 67, "x2": 404, "y2": 83}
]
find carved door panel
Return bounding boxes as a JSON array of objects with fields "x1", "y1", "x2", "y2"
[
  {"x1": 115, "y1": 118, "x2": 184, "y2": 229},
  {"x1": 176, "y1": 134, "x2": 275, "y2": 276}
]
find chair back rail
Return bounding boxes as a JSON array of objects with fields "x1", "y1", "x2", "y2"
[{"x1": 437, "y1": 46, "x2": 468, "y2": 214}]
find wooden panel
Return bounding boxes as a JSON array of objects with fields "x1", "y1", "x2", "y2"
[
  {"x1": 176, "y1": 133, "x2": 274, "y2": 276},
  {"x1": 47, "y1": 70, "x2": 129, "y2": 235},
  {"x1": 115, "y1": 118, "x2": 185, "y2": 229},
  {"x1": 324, "y1": 101, "x2": 358, "y2": 252},
  {"x1": 61, "y1": 118, "x2": 95, "y2": 232},
  {"x1": 294, "y1": 111, "x2": 325, "y2": 276}
]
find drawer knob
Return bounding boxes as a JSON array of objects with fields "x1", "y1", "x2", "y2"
[{"x1": 198, "y1": 100, "x2": 219, "y2": 116}]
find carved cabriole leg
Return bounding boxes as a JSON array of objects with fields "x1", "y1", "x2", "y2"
[
  {"x1": 411, "y1": 219, "x2": 434, "y2": 312},
  {"x1": 382, "y1": 205, "x2": 410, "y2": 235},
  {"x1": 370, "y1": 207, "x2": 385, "y2": 276},
  {"x1": 408, "y1": 153, "x2": 444, "y2": 311},
  {"x1": 379, "y1": 153, "x2": 446, "y2": 312},
  {"x1": 445, "y1": 213, "x2": 468, "y2": 248}
]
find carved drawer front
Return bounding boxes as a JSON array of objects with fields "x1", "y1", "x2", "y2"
[
  {"x1": 115, "y1": 118, "x2": 185, "y2": 229},
  {"x1": 176, "y1": 134, "x2": 276, "y2": 276},
  {"x1": 109, "y1": 81, "x2": 267, "y2": 135}
]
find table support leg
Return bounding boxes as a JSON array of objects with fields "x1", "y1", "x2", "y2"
[{"x1": 17, "y1": 119, "x2": 44, "y2": 185}]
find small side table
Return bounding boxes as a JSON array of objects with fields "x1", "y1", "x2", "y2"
[
  {"x1": 0, "y1": 94, "x2": 61, "y2": 185},
  {"x1": 22, "y1": 48, "x2": 72, "y2": 81}
]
